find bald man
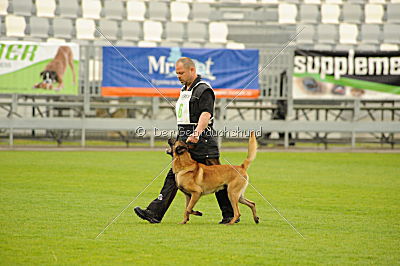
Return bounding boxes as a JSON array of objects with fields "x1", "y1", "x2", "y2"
[{"x1": 134, "y1": 57, "x2": 237, "y2": 224}]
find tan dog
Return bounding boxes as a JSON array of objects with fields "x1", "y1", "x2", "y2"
[
  {"x1": 34, "y1": 46, "x2": 76, "y2": 91},
  {"x1": 168, "y1": 132, "x2": 259, "y2": 225}
]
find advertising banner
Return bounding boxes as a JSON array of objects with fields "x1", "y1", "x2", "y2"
[
  {"x1": 293, "y1": 49, "x2": 400, "y2": 99},
  {"x1": 0, "y1": 41, "x2": 79, "y2": 95},
  {"x1": 102, "y1": 47, "x2": 259, "y2": 98}
]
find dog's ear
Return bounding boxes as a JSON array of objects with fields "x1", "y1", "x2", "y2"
[
  {"x1": 175, "y1": 145, "x2": 187, "y2": 155},
  {"x1": 40, "y1": 71, "x2": 45, "y2": 77},
  {"x1": 168, "y1": 138, "x2": 175, "y2": 147}
]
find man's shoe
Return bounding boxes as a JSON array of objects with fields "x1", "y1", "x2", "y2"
[
  {"x1": 134, "y1": 207, "x2": 161, "y2": 224},
  {"x1": 218, "y1": 217, "x2": 240, "y2": 224}
]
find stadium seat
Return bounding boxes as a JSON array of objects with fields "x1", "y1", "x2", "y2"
[
  {"x1": 317, "y1": 24, "x2": 338, "y2": 44},
  {"x1": 325, "y1": 0, "x2": 342, "y2": 3},
  {"x1": 171, "y1": 2, "x2": 190, "y2": 22},
  {"x1": 76, "y1": 18, "x2": 96, "y2": 40},
  {"x1": 0, "y1": 0, "x2": 8, "y2": 15},
  {"x1": 187, "y1": 22, "x2": 207, "y2": 43},
  {"x1": 94, "y1": 40, "x2": 114, "y2": 47},
  {"x1": 5, "y1": 15, "x2": 26, "y2": 37},
  {"x1": 143, "y1": 21, "x2": 163, "y2": 42},
  {"x1": 191, "y1": 3, "x2": 211, "y2": 22},
  {"x1": 160, "y1": 41, "x2": 180, "y2": 47},
  {"x1": 356, "y1": 43, "x2": 377, "y2": 51},
  {"x1": 339, "y1": 24, "x2": 358, "y2": 44},
  {"x1": 387, "y1": 4, "x2": 400, "y2": 23},
  {"x1": 304, "y1": 0, "x2": 321, "y2": 3},
  {"x1": 148, "y1": 2, "x2": 168, "y2": 21},
  {"x1": 121, "y1": 21, "x2": 141, "y2": 41},
  {"x1": 52, "y1": 18, "x2": 74, "y2": 39},
  {"x1": 36, "y1": 0, "x2": 56, "y2": 17},
  {"x1": 9, "y1": 0, "x2": 33, "y2": 16},
  {"x1": 82, "y1": 0, "x2": 102, "y2": 20},
  {"x1": 98, "y1": 19, "x2": 119, "y2": 41},
  {"x1": 240, "y1": 0, "x2": 258, "y2": 3},
  {"x1": 299, "y1": 4, "x2": 319, "y2": 24},
  {"x1": 380, "y1": 43, "x2": 399, "y2": 51},
  {"x1": 226, "y1": 41, "x2": 245, "y2": 49},
  {"x1": 103, "y1": 0, "x2": 124, "y2": 20},
  {"x1": 341, "y1": 4, "x2": 362, "y2": 23},
  {"x1": 369, "y1": 0, "x2": 385, "y2": 3},
  {"x1": 28, "y1": 17, "x2": 50, "y2": 39},
  {"x1": 313, "y1": 44, "x2": 333, "y2": 50},
  {"x1": 321, "y1": 4, "x2": 340, "y2": 24},
  {"x1": 182, "y1": 42, "x2": 202, "y2": 48},
  {"x1": 260, "y1": 0, "x2": 279, "y2": 3},
  {"x1": 248, "y1": 8, "x2": 278, "y2": 23},
  {"x1": 58, "y1": 0, "x2": 80, "y2": 18},
  {"x1": 209, "y1": 22, "x2": 228, "y2": 44},
  {"x1": 126, "y1": 0, "x2": 146, "y2": 21},
  {"x1": 296, "y1": 25, "x2": 315, "y2": 44},
  {"x1": 115, "y1": 40, "x2": 136, "y2": 47},
  {"x1": 278, "y1": 4, "x2": 297, "y2": 24},
  {"x1": 360, "y1": 24, "x2": 381, "y2": 44},
  {"x1": 335, "y1": 44, "x2": 355, "y2": 51},
  {"x1": 46, "y1": 38, "x2": 66, "y2": 43},
  {"x1": 383, "y1": 24, "x2": 400, "y2": 44},
  {"x1": 365, "y1": 4, "x2": 384, "y2": 23},
  {"x1": 204, "y1": 43, "x2": 224, "y2": 48},
  {"x1": 165, "y1": 22, "x2": 185, "y2": 42},
  {"x1": 137, "y1": 41, "x2": 158, "y2": 47}
]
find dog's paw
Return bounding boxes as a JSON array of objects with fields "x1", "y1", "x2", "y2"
[{"x1": 254, "y1": 216, "x2": 260, "y2": 224}]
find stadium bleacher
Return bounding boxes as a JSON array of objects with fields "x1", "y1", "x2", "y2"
[{"x1": 0, "y1": 0, "x2": 398, "y2": 51}]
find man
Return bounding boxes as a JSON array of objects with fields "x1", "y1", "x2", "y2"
[{"x1": 134, "y1": 57, "x2": 237, "y2": 224}]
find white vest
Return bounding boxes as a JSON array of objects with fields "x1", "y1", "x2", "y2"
[{"x1": 176, "y1": 81, "x2": 213, "y2": 126}]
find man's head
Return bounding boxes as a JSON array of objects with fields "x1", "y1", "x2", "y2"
[{"x1": 175, "y1": 57, "x2": 197, "y2": 88}]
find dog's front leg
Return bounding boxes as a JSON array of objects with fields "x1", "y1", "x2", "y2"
[{"x1": 180, "y1": 191, "x2": 201, "y2": 224}]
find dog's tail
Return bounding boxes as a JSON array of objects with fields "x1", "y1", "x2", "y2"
[{"x1": 241, "y1": 131, "x2": 257, "y2": 170}]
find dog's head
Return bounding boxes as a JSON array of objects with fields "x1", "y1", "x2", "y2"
[
  {"x1": 167, "y1": 138, "x2": 192, "y2": 157},
  {"x1": 40, "y1": 70, "x2": 58, "y2": 84}
]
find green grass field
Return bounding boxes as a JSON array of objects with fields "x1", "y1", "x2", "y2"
[{"x1": 1, "y1": 151, "x2": 399, "y2": 265}]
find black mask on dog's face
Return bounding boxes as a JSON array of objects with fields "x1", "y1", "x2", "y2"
[
  {"x1": 40, "y1": 71, "x2": 57, "y2": 84},
  {"x1": 175, "y1": 145, "x2": 188, "y2": 155}
]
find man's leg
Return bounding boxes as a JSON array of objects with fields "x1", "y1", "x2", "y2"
[
  {"x1": 134, "y1": 168, "x2": 178, "y2": 223},
  {"x1": 204, "y1": 158, "x2": 236, "y2": 223}
]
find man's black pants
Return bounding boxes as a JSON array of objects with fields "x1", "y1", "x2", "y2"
[{"x1": 146, "y1": 158, "x2": 234, "y2": 221}]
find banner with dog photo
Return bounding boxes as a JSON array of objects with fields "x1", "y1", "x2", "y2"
[
  {"x1": 0, "y1": 41, "x2": 79, "y2": 95},
  {"x1": 293, "y1": 49, "x2": 400, "y2": 99}
]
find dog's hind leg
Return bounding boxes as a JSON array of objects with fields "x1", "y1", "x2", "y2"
[
  {"x1": 67, "y1": 49, "x2": 76, "y2": 85},
  {"x1": 239, "y1": 196, "x2": 259, "y2": 224},
  {"x1": 227, "y1": 189, "x2": 241, "y2": 225},
  {"x1": 180, "y1": 191, "x2": 201, "y2": 224}
]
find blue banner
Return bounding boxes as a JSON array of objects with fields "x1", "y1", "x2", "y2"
[{"x1": 102, "y1": 47, "x2": 259, "y2": 98}]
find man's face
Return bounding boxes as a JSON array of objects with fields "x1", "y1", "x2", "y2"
[{"x1": 175, "y1": 62, "x2": 194, "y2": 86}]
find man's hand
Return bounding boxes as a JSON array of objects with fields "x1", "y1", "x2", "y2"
[{"x1": 187, "y1": 134, "x2": 199, "y2": 143}]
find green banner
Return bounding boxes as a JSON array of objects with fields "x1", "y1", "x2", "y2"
[
  {"x1": 0, "y1": 42, "x2": 79, "y2": 95},
  {"x1": 293, "y1": 49, "x2": 400, "y2": 99}
]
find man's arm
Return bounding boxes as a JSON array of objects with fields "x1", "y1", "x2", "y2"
[{"x1": 187, "y1": 112, "x2": 211, "y2": 143}]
